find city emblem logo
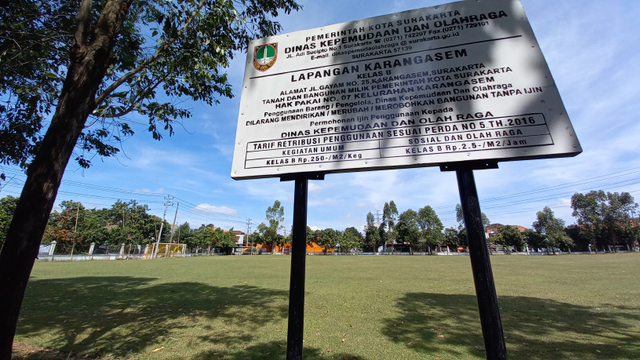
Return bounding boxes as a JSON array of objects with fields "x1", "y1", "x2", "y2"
[{"x1": 253, "y1": 43, "x2": 278, "y2": 72}]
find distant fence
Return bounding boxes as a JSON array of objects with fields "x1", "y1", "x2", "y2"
[{"x1": 34, "y1": 244, "x2": 637, "y2": 262}]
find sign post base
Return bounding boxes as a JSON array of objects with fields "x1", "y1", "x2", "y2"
[
  {"x1": 281, "y1": 173, "x2": 324, "y2": 360},
  {"x1": 444, "y1": 164, "x2": 507, "y2": 360}
]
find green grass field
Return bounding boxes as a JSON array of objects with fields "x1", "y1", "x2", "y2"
[{"x1": 13, "y1": 254, "x2": 640, "y2": 359}]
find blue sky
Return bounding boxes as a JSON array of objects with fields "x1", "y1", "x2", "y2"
[{"x1": 2, "y1": 0, "x2": 640, "y2": 235}]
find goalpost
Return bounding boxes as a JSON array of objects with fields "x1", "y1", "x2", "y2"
[{"x1": 144, "y1": 243, "x2": 186, "y2": 259}]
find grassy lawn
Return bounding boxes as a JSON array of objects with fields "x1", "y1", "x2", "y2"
[{"x1": 13, "y1": 253, "x2": 640, "y2": 359}]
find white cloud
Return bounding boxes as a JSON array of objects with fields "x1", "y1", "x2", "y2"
[
  {"x1": 134, "y1": 188, "x2": 164, "y2": 194},
  {"x1": 308, "y1": 182, "x2": 326, "y2": 192},
  {"x1": 309, "y1": 197, "x2": 338, "y2": 206},
  {"x1": 194, "y1": 204, "x2": 238, "y2": 216}
]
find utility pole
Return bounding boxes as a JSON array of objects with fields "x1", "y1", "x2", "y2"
[
  {"x1": 169, "y1": 202, "x2": 180, "y2": 243},
  {"x1": 70, "y1": 203, "x2": 80, "y2": 260},
  {"x1": 154, "y1": 195, "x2": 173, "y2": 258},
  {"x1": 122, "y1": 209, "x2": 127, "y2": 258},
  {"x1": 246, "y1": 218, "x2": 252, "y2": 254}
]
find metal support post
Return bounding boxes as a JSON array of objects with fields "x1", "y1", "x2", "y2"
[
  {"x1": 455, "y1": 168, "x2": 507, "y2": 360},
  {"x1": 286, "y1": 178, "x2": 308, "y2": 360},
  {"x1": 280, "y1": 173, "x2": 323, "y2": 360}
]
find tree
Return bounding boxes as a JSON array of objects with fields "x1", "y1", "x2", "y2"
[
  {"x1": 564, "y1": 225, "x2": 591, "y2": 252},
  {"x1": 382, "y1": 201, "x2": 398, "y2": 250},
  {"x1": 339, "y1": 227, "x2": 362, "y2": 253},
  {"x1": 618, "y1": 216, "x2": 640, "y2": 251},
  {"x1": 176, "y1": 222, "x2": 192, "y2": 245},
  {"x1": 42, "y1": 200, "x2": 85, "y2": 254},
  {"x1": 395, "y1": 209, "x2": 420, "y2": 251},
  {"x1": 266, "y1": 200, "x2": 284, "y2": 232},
  {"x1": 533, "y1": 206, "x2": 573, "y2": 253},
  {"x1": 442, "y1": 227, "x2": 462, "y2": 250},
  {"x1": 364, "y1": 212, "x2": 381, "y2": 252},
  {"x1": 103, "y1": 199, "x2": 162, "y2": 245},
  {"x1": 306, "y1": 226, "x2": 316, "y2": 244},
  {"x1": 571, "y1": 191, "x2": 637, "y2": 251},
  {"x1": 188, "y1": 224, "x2": 215, "y2": 252},
  {"x1": 213, "y1": 227, "x2": 236, "y2": 255},
  {"x1": 491, "y1": 225, "x2": 525, "y2": 253},
  {"x1": 0, "y1": 1, "x2": 301, "y2": 352},
  {"x1": 417, "y1": 205, "x2": 444, "y2": 253},
  {"x1": 260, "y1": 200, "x2": 285, "y2": 252},
  {"x1": 604, "y1": 192, "x2": 638, "y2": 251},
  {"x1": 316, "y1": 228, "x2": 338, "y2": 254}
]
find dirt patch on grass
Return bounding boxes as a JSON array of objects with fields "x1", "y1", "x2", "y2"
[{"x1": 12, "y1": 342, "x2": 120, "y2": 360}]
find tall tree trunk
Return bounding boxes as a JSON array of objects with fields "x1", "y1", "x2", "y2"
[{"x1": 0, "y1": 1, "x2": 131, "y2": 358}]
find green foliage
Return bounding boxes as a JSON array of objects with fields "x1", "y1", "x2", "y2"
[
  {"x1": 442, "y1": 227, "x2": 464, "y2": 249},
  {"x1": 0, "y1": 195, "x2": 19, "y2": 249},
  {"x1": 183, "y1": 224, "x2": 237, "y2": 253},
  {"x1": 0, "y1": 0, "x2": 302, "y2": 172},
  {"x1": 563, "y1": 225, "x2": 592, "y2": 252},
  {"x1": 187, "y1": 224, "x2": 215, "y2": 250},
  {"x1": 252, "y1": 200, "x2": 285, "y2": 250},
  {"x1": 255, "y1": 200, "x2": 284, "y2": 250},
  {"x1": 395, "y1": 209, "x2": 421, "y2": 249},
  {"x1": 491, "y1": 225, "x2": 526, "y2": 252},
  {"x1": 316, "y1": 228, "x2": 338, "y2": 254},
  {"x1": 41, "y1": 199, "x2": 168, "y2": 253},
  {"x1": 364, "y1": 212, "x2": 381, "y2": 252},
  {"x1": 533, "y1": 206, "x2": 573, "y2": 252},
  {"x1": 176, "y1": 221, "x2": 192, "y2": 244},
  {"x1": 0, "y1": 0, "x2": 76, "y2": 170},
  {"x1": 571, "y1": 191, "x2": 638, "y2": 250},
  {"x1": 524, "y1": 229, "x2": 546, "y2": 250},
  {"x1": 42, "y1": 201, "x2": 85, "y2": 253},
  {"x1": 339, "y1": 227, "x2": 362, "y2": 252},
  {"x1": 266, "y1": 200, "x2": 284, "y2": 231},
  {"x1": 306, "y1": 225, "x2": 315, "y2": 244},
  {"x1": 382, "y1": 201, "x2": 398, "y2": 244},
  {"x1": 417, "y1": 205, "x2": 444, "y2": 251}
]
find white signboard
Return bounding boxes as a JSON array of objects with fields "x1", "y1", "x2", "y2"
[{"x1": 231, "y1": 0, "x2": 581, "y2": 179}]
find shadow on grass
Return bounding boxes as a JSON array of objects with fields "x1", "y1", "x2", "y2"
[
  {"x1": 383, "y1": 293, "x2": 640, "y2": 359},
  {"x1": 16, "y1": 276, "x2": 289, "y2": 359},
  {"x1": 193, "y1": 342, "x2": 366, "y2": 360}
]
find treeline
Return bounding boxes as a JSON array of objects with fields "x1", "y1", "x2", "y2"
[
  {"x1": 1, "y1": 189, "x2": 638, "y2": 255},
  {"x1": 0, "y1": 197, "x2": 239, "y2": 254},
  {"x1": 361, "y1": 191, "x2": 640, "y2": 253},
  {"x1": 247, "y1": 200, "x2": 365, "y2": 254},
  {"x1": 360, "y1": 201, "x2": 486, "y2": 253}
]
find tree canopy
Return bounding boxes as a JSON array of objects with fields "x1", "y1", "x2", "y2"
[
  {"x1": 532, "y1": 206, "x2": 573, "y2": 252},
  {"x1": 0, "y1": 196, "x2": 18, "y2": 249},
  {"x1": 364, "y1": 212, "x2": 381, "y2": 252},
  {"x1": 491, "y1": 225, "x2": 525, "y2": 252},
  {"x1": 252, "y1": 200, "x2": 285, "y2": 251},
  {"x1": 316, "y1": 228, "x2": 338, "y2": 254},
  {"x1": 0, "y1": 0, "x2": 302, "y2": 173},
  {"x1": 395, "y1": 209, "x2": 421, "y2": 250},
  {"x1": 571, "y1": 191, "x2": 638, "y2": 250},
  {"x1": 417, "y1": 205, "x2": 444, "y2": 251},
  {"x1": 0, "y1": 0, "x2": 301, "y2": 355},
  {"x1": 340, "y1": 227, "x2": 363, "y2": 253}
]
